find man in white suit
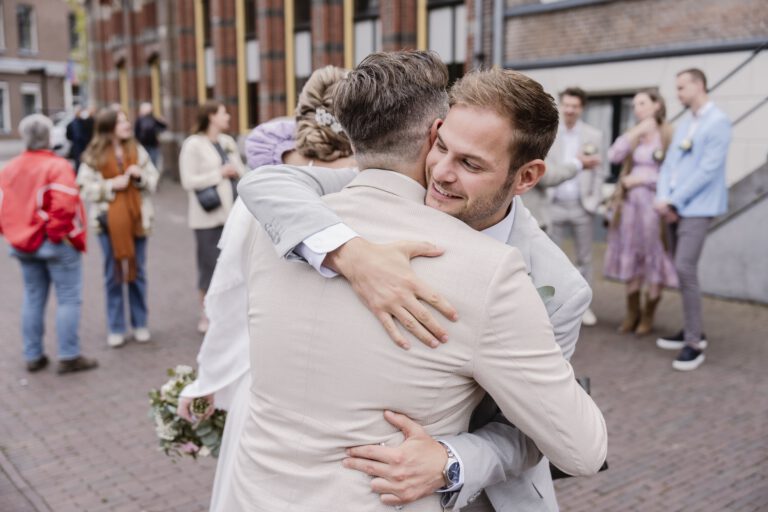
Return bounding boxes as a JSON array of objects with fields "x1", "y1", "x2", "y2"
[
  {"x1": 543, "y1": 87, "x2": 607, "y2": 326},
  {"x1": 223, "y1": 52, "x2": 606, "y2": 511},
  {"x1": 237, "y1": 66, "x2": 597, "y2": 510}
]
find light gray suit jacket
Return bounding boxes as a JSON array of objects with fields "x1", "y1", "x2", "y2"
[
  {"x1": 524, "y1": 122, "x2": 606, "y2": 229},
  {"x1": 237, "y1": 167, "x2": 595, "y2": 512}
]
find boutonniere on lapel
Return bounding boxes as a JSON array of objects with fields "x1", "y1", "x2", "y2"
[
  {"x1": 679, "y1": 138, "x2": 693, "y2": 152},
  {"x1": 652, "y1": 149, "x2": 665, "y2": 163},
  {"x1": 582, "y1": 143, "x2": 598, "y2": 156}
]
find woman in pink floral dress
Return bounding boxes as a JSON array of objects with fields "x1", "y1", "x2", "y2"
[{"x1": 604, "y1": 89, "x2": 678, "y2": 335}]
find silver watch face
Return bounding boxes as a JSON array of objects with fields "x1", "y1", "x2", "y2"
[{"x1": 446, "y1": 461, "x2": 460, "y2": 484}]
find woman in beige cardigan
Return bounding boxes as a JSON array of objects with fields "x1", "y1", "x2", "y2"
[{"x1": 179, "y1": 101, "x2": 246, "y2": 332}]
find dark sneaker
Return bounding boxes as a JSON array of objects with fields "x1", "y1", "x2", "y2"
[
  {"x1": 672, "y1": 345, "x2": 706, "y2": 371},
  {"x1": 656, "y1": 330, "x2": 708, "y2": 350},
  {"x1": 26, "y1": 354, "x2": 49, "y2": 373},
  {"x1": 57, "y1": 356, "x2": 99, "y2": 375}
]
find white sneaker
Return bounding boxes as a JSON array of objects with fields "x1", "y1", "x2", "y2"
[
  {"x1": 134, "y1": 327, "x2": 151, "y2": 343},
  {"x1": 582, "y1": 308, "x2": 597, "y2": 327},
  {"x1": 107, "y1": 333, "x2": 126, "y2": 348}
]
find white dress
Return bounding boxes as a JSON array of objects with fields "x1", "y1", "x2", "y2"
[{"x1": 180, "y1": 199, "x2": 253, "y2": 512}]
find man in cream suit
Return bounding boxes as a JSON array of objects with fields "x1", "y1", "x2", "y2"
[
  {"x1": 542, "y1": 87, "x2": 606, "y2": 326},
  {"x1": 237, "y1": 66, "x2": 596, "y2": 510},
  {"x1": 222, "y1": 52, "x2": 606, "y2": 511},
  {"x1": 655, "y1": 68, "x2": 731, "y2": 371}
]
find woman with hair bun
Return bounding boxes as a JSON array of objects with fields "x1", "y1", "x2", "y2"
[
  {"x1": 178, "y1": 66, "x2": 355, "y2": 512},
  {"x1": 604, "y1": 88, "x2": 678, "y2": 335}
]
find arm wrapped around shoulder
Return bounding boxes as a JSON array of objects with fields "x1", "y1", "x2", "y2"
[{"x1": 473, "y1": 249, "x2": 608, "y2": 476}]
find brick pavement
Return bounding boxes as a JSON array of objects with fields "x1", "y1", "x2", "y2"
[{"x1": 1, "y1": 181, "x2": 766, "y2": 511}]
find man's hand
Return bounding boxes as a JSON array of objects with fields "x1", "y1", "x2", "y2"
[
  {"x1": 177, "y1": 394, "x2": 214, "y2": 423},
  {"x1": 578, "y1": 154, "x2": 602, "y2": 170},
  {"x1": 654, "y1": 200, "x2": 679, "y2": 223},
  {"x1": 343, "y1": 411, "x2": 448, "y2": 506},
  {"x1": 324, "y1": 238, "x2": 458, "y2": 350}
]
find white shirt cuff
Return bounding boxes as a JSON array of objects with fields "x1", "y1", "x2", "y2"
[
  {"x1": 435, "y1": 439, "x2": 465, "y2": 494},
  {"x1": 293, "y1": 223, "x2": 358, "y2": 278}
]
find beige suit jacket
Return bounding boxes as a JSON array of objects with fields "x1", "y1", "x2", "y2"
[
  {"x1": 222, "y1": 170, "x2": 607, "y2": 512},
  {"x1": 525, "y1": 122, "x2": 606, "y2": 228}
]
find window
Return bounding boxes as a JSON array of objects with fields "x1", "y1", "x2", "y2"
[
  {"x1": 246, "y1": 39, "x2": 260, "y2": 125},
  {"x1": 17, "y1": 4, "x2": 37, "y2": 52},
  {"x1": 294, "y1": 0, "x2": 312, "y2": 99},
  {"x1": 0, "y1": 82, "x2": 10, "y2": 132},
  {"x1": 247, "y1": 82, "x2": 259, "y2": 127},
  {"x1": 582, "y1": 94, "x2": 635, "y2": 182},
  {"x1": 0, "y1": 1, "x2": 6, "y2": 50},
  {"x1": 68, "y1": 12, "x2": 79, "y2": 50},
  {"x1": 354, "y1": 0, "x2": 381, "y2": 65},
  {"x1": 427, "y1": 1, "x2": 466, "y2": 84},
  {"x1": 245, "y1": 0, "x2": 257, "y2": 40},
  {"x1": 202, "y1": 0, "x2": 212, "y2": 47},
  {"x1": 20, "y1": 83, "x2": 41, "y2": 117}
]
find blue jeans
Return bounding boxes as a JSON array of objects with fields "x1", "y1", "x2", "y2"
[
  {"x1": 98, "y1": 233, "x2": 148, "y2": 334},
  {"x1": 12, "y1": 241, "x2": 82, "y2": 362}
]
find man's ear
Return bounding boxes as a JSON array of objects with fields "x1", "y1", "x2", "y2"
[
  {"x1": 513, "y1": 159, "x2": 546, "y2": 196},
  {"x1": 429, "y1": 118, "x2": 443, "y2": 146}
]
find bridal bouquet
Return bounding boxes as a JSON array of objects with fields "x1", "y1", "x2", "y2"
[{"x1": 148, "y1": 365, "x2": 227, "y2": 459}]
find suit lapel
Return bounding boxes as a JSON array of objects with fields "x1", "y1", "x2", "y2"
[{"x1": 507, "y1": 199, "x2": 533, "y2": 273}]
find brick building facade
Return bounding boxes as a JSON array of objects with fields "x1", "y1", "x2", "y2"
[
  {"x1": 85, "y1": 0, "x2": 473, "y2": 177},
  {"x1": 0, "y1": 0, "x2": 82, "y2": 139},
  {"x1": 86, "y1": 0, "x2": 766, "y2": 181}
]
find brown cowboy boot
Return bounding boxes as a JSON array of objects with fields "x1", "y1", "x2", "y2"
[
  {"x1": 617, "y1": 291, "x2": 640, "y2": 333},
  {"x1": 635, "y1": 293, "x2": 661, "y2": 335}
]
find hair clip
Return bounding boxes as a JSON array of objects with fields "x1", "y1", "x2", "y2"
[{"x1": 315, "y1": 108, "x2": 344, "y2": 134}]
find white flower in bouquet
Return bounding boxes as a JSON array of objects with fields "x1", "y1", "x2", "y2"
[
  {"x1": 148, "y1": 366, "x2": 228, "y2": 459},
  {"x1": 174, "y1": 365, "x2": 194, "y2": 376}
]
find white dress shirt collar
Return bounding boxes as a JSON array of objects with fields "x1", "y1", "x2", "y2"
[{"x1": 481, "y1": 198, "x2": 516, "y2": 243}]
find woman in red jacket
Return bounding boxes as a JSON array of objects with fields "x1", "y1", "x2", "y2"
[{"x1": 0, "y1": 114, "x2": 97, "y2": 374}]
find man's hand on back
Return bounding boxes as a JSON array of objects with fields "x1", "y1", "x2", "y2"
[
  {"x1": 324, "y1": 238, "x2": 458, "y2": 350},
  {"x1": 343, "y1": 411, "x2": 448, "y2": 506}
]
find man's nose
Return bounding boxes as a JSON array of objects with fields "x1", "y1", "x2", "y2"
[{"x1": 431, "y1": 157, "x2": 456, "y2": 183}]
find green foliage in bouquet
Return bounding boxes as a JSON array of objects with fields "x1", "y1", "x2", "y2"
[{"x1": 148, "y1": 365, "x2": 227, "y2": 459}]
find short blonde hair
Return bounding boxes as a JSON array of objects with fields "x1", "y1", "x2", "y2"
[
  {"x1": 450, "y1": 69, "x2": 559, "y2": 173},
  {"x1": 295, "y1": 66, "x2": 353, "y2": 162}
]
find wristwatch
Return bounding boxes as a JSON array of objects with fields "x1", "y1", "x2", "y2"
[{"x1": 438, "y1": 441, "x2": 461, "y2": 490}]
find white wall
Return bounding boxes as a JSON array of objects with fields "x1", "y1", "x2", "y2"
[{"x1": 524, "y1": 50, "x2": 768, "y2": 185}]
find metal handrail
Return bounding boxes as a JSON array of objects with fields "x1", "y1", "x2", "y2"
[{"x1": 670, "y1": 39, "x2": 768, "y2": 123}]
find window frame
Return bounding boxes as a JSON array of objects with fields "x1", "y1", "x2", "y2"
[
  {"x1": 16, "y1": 3, "x2": 38, "y2": 53},
  {"x1": 0, "y1": 82, "x2": 10, "y2": 133},
  {"x1": 20, "y1": 82, "x2": 42, "y2": 117},
  {"x1": 0, "y1": 1, "x2": 6, "y2": 51}
]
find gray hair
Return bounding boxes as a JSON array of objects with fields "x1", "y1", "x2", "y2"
[{"x1": 18, "y1": 114, "x2": 53, "y2": 151}]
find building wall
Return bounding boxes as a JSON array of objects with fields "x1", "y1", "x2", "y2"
[
  {"x1": 0, "y1": 0, "x2": 72, "y2": 138},
  {"x1": 504, "y1": 0, "x2": 767, "y2": 66},
  {"x1": 699, "y1": 196, "x2": 768, "y2": 304},
  {"x1": 522, "y1": 51, "x2": 768, "y2": 185}
]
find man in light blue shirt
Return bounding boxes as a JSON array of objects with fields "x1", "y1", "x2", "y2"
[{"x1": 655, "y1": 68, "x2": 731, "y2": 371}]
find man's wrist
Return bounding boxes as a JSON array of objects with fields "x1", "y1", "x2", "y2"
[
  {"x1": 435, "y1": 440, "x2": 464, "y2": 493},
  {"x1": 323, "y1": 236, "x2": 363, "y2": 274}
]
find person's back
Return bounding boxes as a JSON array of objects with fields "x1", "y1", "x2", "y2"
[
  {"x1": 0, "y1": 149, "x2": 85, "y2": 253},
  {"x1": 226, "y1": 169, "x2": 605, "y2": 511}
]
